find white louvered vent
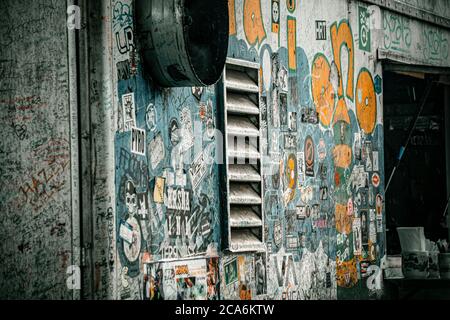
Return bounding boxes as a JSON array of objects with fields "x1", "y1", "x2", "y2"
[{"x1": 221, "y1": 58, "x2": 265, "y2": 253}]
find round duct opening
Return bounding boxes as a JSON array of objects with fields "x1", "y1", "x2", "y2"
[{"x1": 135, "y1": 0, "x2": 229, "y2": 87}]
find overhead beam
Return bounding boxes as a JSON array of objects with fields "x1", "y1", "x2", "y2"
[{"x1": 360, "y1": 0, "x2": 450, "y2": 29}]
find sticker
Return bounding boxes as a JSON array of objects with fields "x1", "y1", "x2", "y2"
[
  {"x1": 165, "y1": 187, "x2": 190, "y2": 212},
  {"x1": 360, "y1": 260, "x2": 370, "y2": 278},
  {"x1": 320, "y1": 186, "x2": 328, "y2": 200},
  {"x1": 189, "y1": 151, "x2": 208, "y2": 190},
  {"x1": 369, "y1": 209, "x2": 376, "y2": 222},
  {"x1": 296, "y1": 206, "x2": 307, "y2": 220},
  {"x1": 347, "y1": 198, "x2": 354, "y2": 216},
  {"x1": 192, "y1": 87, "x2": 203, "y2": 100},
  {"x1": 363, "y1": 141, "x2": 373, "y2": 171},
  {"x1": 297, "y1": 152, "x2": 305, "y2": 173},
  {"x1": 369, "y1": 220, "x2": 377, "y2": 241},
  {"x1": 317, "y1": 139, "x2": 327, "y2": 161},
  {"x1": 376, "y1": 194, "x2": 383, "y2": 219},
  {"x1": 149, "y1": 133, "x2": 165, "y2": 171},
  {"x1": 274, "y1": 220, "x2": 282, "y2": 247},
  {"x1": 119, "y1": 221, "x2": 133, "y2": 244},
  {"x1": 288, "y1": 112, "x2": 297, "y2": 132},
  {"x1": 122, "y1": 93, "x2": 136, "y2": 131},
  {"x1": 271, "y1": 88, "x2": 280, "y2": 128},
  {"x1": 301, "y1": 107, "x2": 319, "y2": 124},
  {"x1": 166, "y1": 171, "x2": 175, "y2": 186},
  {"x1": 376, "y1": 219, "x2": 383, "y2": 233},
  {"x1": 305, "y1": 136, "x2": 315, "y2": 177},
  {"x1": 361, "y1": 210, "x2": 369, "y2": 244},
  {"x1": 350, "y1": 165, "x2": 368, "y2": 190},
  {"x1": 224, "y1": 258, "x2": 239, "y2": 286},
  {"x1": 373, "y1": 151, "x2": 379, "y2": 172},
  {"x1": 300, "y1": 186, "x2": 314, "y2": 203},
  {"x1": 123, "y1": 217, "x2": 142, "y2": 263},
  {"x1": 358, "y1": 6, "x2": 371, "y2": 52},
  {"x1": 255, "y1": 253, "x2": 267, "y2": 295},
  {"x1": 146, "y1": 103, "x2": 157, "y2": 132},
  {"x1": 353, "y1": 217, "x2": 362, "y2": 256},
  {"x1": 131, "y1": 127, "x2": 146, "y2": 156},
  {"x1": 278, "y1": 65, "x2": 288, "y2": 92},
  {"x1": 316, "y1": 20, "x2": 327, "y2": 40},
  {"x1": 180, "y1": 108, "x2": 195, "y2": 152},
  {"x1": 175, "y1": 171, "x2": 187, "y2": 188},
  {"x1": 319, "y1": 163, "x2": 327, "y2": 180},
  {"x1": 286, "y1": 235, "x2": 299, "y2": 249},
  {"x1": 154, "y1": 177, "x2": 165, "y2": 204},
  {"x1": 271, "y1": 0, "x2": 280, "y2": 33},
  {"x1": 284, "y1": 134, "x2": 297, "y2": 149},
  {"x1": 280, "y1": 93, "x2": 288, "y2": 127},
  {"x1": 372, "y1": 173, "x2": 380, "y2": 188},
  {"x1": 169, "y1": 118, "x2": 180, "y2": 146},
  {"x1": 137, "y1": 193, "x2": 149, "y2": 220}
]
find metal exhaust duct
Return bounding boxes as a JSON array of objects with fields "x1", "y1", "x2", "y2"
[{"x1": 135, "y1": 0, "x2": 229, "y2": 87}]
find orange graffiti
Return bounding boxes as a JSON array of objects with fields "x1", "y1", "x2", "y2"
[
  {"x1": 286, "y1": 155, "x2": 297, "y2": 189},
  {"x1": 333, "y1": 145, "x2": 352, "y2": 169},
  {"x1": 259, "y1": 66, "x2": 264, "y2": 95},
  {"x1": 333, "y1": 99, "x2": 352, "y2": 169},
  {"x1": 229, "y1": 0, "x2": 237, "y2": 36},
  {"x1": 336, "y1": 258, "x2": 358, "y2": 288},
  {"x1": 356, "y1": 69, "x2": 377, "y2": 134},
  {"x1": 311, "y1": 54, "x2": 335, "y2": 127},
  {"x1": 287, "y1": 17, "x2": 297, "y2": 71},
  {"x1": 243, "y1": 0, "x2": 266, "y2": 46},
  {"x1": 330, "y1": 20, "x2": 354, "y2": 100},
  {"x1": 333, "y1": 98, "x2": 350, "y2": 125},
  {"x1": 335, "y1": 203, "x2": 352, "y2": 234}
]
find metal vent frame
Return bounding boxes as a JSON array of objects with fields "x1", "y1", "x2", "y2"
[{"x1": 220, "y1": 58, "x2": 265, "y2": 253}]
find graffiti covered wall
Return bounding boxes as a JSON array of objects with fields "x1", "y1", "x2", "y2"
[{"x1": 111, "y1": 0, "x2": 386, "y2": 300}]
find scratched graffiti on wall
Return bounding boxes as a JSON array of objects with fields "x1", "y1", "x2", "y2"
[{"x1": 0, "y1": 0, "x2": 74, "y2": 299}]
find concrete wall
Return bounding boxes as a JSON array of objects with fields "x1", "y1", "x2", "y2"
[
  {"x1": 380, "y1": 9, "x2": 450, "y2": 67},
  {"x1": 0, "y1": 0, "x2": 77, "y2": 299}
]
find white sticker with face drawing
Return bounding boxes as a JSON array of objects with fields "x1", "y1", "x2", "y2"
[{"x1": 122, "y1": 93, "x2": 136, "y2": 131}]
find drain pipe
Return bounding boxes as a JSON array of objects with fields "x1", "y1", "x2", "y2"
[
  {"x1": 67, "y1": 0, "x2": 82, "y2": 301},
  {"x1": 445, "y1": 86, "x2": 450, "y2": 235}
]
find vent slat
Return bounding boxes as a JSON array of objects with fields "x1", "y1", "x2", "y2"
[
  {"x1": 230, "y1": 230, "x2": 265, "y2": 252},
  {"x1": 227, "y1": 93, "x2": 260, "y2": 115},
  {"x1": 229, "y1": 184, "x2": 261, "y2": 205},
  {"x1": 227, "y1": 115, "x2": 259, "y2": 137},
  {"x1": 230, "y1": 207, "x2": 262, "y2": 227},
  {"x1": 226, "y1": 69, "x2": 259, "y2": 93},
  {"x1": 228, "y1": 141, "x2": 260, "y2": 160},
  {"x1": 228, "y1": 164, "x2": 261, "y2": 182}
]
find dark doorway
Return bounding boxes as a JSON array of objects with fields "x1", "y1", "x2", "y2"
[{"x1": 383, "y1": 71, "x2": 449, "y2": 255}]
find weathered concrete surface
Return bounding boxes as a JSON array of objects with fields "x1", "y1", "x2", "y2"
[{"x1": 0, "y1": 0, "x2": 74, "y2": 299}]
